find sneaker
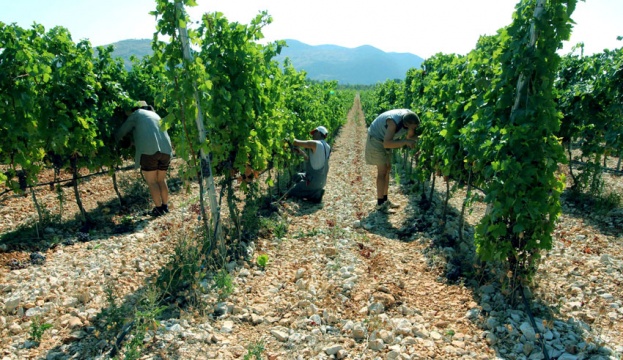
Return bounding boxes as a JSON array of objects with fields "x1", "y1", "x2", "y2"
[
  {"x1": 159, "y1": 204, "x2": 169, "y2": 214},
  {"x1": 386, "y1": 200, "x2": 400, "y2": 209},
  {"x1": 375, "y1": 202, "x2": 398, "y2": 214},
  {"x1": 375, "y1": 202, "x2": 389, "y2": 213}
]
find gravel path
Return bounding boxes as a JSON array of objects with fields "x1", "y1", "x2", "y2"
[{"x1": 1, "y1": 96, "x2": 622, "y2": 359}]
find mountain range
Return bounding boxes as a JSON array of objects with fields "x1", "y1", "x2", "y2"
[{"x1": 104, "y1": 38, "x2": 424, "y2": 86}]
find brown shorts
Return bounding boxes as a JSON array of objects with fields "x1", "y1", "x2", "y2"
[
  {"x1": 140, "y1": 152, "x2": 171, "y2": 171},
  {"x1": 365, "y1": 136, "x2": 391, "y2": 166}
]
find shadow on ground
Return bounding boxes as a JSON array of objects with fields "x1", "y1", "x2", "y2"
[
  {"x1": 0, "y1": 176, "x2": 184, "y2": 265},
  {"x1": 42, "y1": 187, "x2": 267, "y2": 359},
  {"x1": 363, "y1": 172, "x2": 611, "y2": 359},
  {"x1": 561, "y1": 187, "x2": 623, "y2": 238}
]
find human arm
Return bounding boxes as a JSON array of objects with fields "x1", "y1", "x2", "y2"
[
  {"x1": 382, "y1": 119, "x2": 416, "y2": 149},
  {"x1": 292, "y1": 139, "x2": 318, "y2": 160},
  {"x1": 114, "y1": 115, "x2": 136, "y2": 142},
  {"x1": 406, "y1": 125, "x2": 417, "y2": 140},
  {"x1": 293, "y1": 139, "x2": 318, "y2": 152}
]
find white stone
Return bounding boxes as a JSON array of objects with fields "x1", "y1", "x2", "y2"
[
  {"x1": 368, "y1": 302, "x2": 384, "y2": 314},
  {"x1": 239, "y1": 268, "x2": 250, "y2": 277},
  {"x1": 342, "y1": 320, "x2": 354, "y2": 332},
  {"x1": 600, "y1": 293, "x2": 614, "y2": 301},
  {"x1": 519, "y1": 322, "x2": 536, "y2": 341},
  {"x1": 221, "y1": 321, "x2": 234, "y2": 333},
  {"x1": 9, "y1": 322, "x2": 21, "y2": 334},
  {"x1": 393, "y1": 318, "x2": 413, "y2": 336},
  {"x1": 310, "y1": 314, "x2": 322, "y2": 325},
  {"x1": 251, "y1": 314, "x2": 264, "y2": 325},
  {"x1": 166, "y1": 323, "x2": 182, "y2": 332},
  {"x1": 368, "y1": 338, "x2": 385, "y2": 351},
  {"x1": 25, "y1": 306, "x2": 46, "y2": 317},
  {"x1": 271, "y1": 329, "x2": 289, "y2": 342},
  {"x1": 465, "y1": 308, "x2": 480, "y2": 320},
  {"x1": 295, "y1": 268, "x2": 306, "y2": 280},
  {"x1": 324, "y1": 344, "x2": 342, "y2": 356},
  {"x1": 485, "y1": 317, "x2": 498, "y2": 330},
  {"x1": 336, "y1": 349, "x2": 348, "y2": 359},
  {"x1": 5, "y1": 296, "x2": 20, "y2": 313},
  {"x1": 430, "y1": 331, "x2": 442, "y2": 340},
  {"x1": 352, "y1": 325, "x2": 366, "y2": 340}
]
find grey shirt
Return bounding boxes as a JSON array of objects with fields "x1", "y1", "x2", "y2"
[
  {"x1": 115, "y1": 109, "x2": 173, "y2": 168},
  {"x1": 308, "y1": 140, "x2": 331, "y2": 171},
  {"x1": 368, "y1": 109, "x2": 415, "y2": 141}
]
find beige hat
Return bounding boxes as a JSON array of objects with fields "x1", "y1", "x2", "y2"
[{"x1": 137, "y1": 100, "x2": 148, "y2": 107}]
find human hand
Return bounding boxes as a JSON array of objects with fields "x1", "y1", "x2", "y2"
[{"x1": 404, "y1": 139, "x2": 416, "y2": 149}]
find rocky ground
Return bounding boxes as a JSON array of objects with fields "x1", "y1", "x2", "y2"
[{"x1": 1, "y1": 97, "x2": 622, "y2": 360}]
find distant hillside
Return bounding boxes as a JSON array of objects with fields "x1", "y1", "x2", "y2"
[
  {"x1": 275, "y1": 39, "x2": 423, "y2": 85},
  {"x1": 98, "y1": 39, "x2": 153, "y2": 69},
  {"x1": 104, "y1": 38, "x2": 424, "y2": 85}
]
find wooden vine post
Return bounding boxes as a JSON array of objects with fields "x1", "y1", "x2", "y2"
[
  {"x1": 510, "y1": 0, "x2": 545, "y2": 121},
  {"x1": 174, "y1": 1, "x2": 223, "y2": 251}
]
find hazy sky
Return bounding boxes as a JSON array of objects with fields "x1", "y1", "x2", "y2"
[{"x1": 1, "y1": 0, "x2": 621, "y2": 59}]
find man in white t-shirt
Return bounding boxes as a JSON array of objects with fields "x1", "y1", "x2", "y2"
[
  {"x1": 289, "y1": 126, "x2": 331, "y2": 203},
  {"x1": 365, "y1": 109, "x2": 419, "y2": 211}
]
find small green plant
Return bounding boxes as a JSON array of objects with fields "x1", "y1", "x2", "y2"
[
  {"x1": 244, "y1": 340, "x2": 265, "y2": 360},
  {"x1": 598, "y1": 191, "x2": 621, "y2": 212},
  {"x1": 294, "y1": 228, "x2": 322, "y2": 238},
  {"x1": 259, "y1": 216, "x2": 288, "y2": 239},
  {"x1": 30, "y1": 316, "x2": 53, "y2": 343},
  {"x1": 445, "y1": 329, "x2": 455, "y2": 338},
  {"x1": 156, "y1": 231, "x2": 206, "y2": 306},
  {"x1": 273, "y1": 221, "x2": 287, "y2": 239},
  {"x1": 256, "y1": 254, "x2": 269, "y2": 269},
  {"x1": 99, "y1": 282, "x2": 127, "y2": 337},
  {"x1": 121, "y1": 215, "x2": 134, "y2": 226},
  {"x1": 213, "y1": 269, "x2": 235, "y2": 301},
  {"x1": 393, "y1": 169, "x2": 401, "y2": 185},
  {"x1": 124, "y1": 287, "x2": 166, "y2": 360}
]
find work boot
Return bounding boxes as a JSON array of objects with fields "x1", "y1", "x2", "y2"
[
  {"x1": 150, "y1": 207, "x2": 165, "y2": 217},
  {"x1": 310, "y1": 189, "x2": 325, "y2": 204}
]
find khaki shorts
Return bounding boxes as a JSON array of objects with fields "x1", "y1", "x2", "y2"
[
  {"x1": 140, "y1": 152, "x2": 171, "y2": 171},
  {"x1": 365, "y1": 136, "x2": 391, "y2": 166}
]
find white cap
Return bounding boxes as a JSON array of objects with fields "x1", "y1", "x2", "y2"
[{"x1": 311, "y1": 126, "x2": 328, "y2": 136}]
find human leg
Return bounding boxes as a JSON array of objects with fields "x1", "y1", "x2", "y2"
[
  {"x1": 156, "y1": 169, "x2": 169, "y2": 212},
  {"x1": 141, "y1": 152, "x2": 171, "y2": 215},
  {"x1": 142, "y1": 170, "x2": 163, "y2": 207},
  {"x1": 384, "y1": 162, "x2": 391, "y2": 197},
  {"x1": 366, "y1": 136, "x2": 392, "y2": 206},
  {"x1": 376, "y1": 163, "x2": 390, "y2": 204}
]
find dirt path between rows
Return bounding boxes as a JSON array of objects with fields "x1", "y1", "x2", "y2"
[{"x1": 1, "y1": 95, "x2": 622, "y2": 359}]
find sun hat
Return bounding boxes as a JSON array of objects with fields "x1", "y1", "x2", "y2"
[{"x1": 310, "y1": 126, "x2": 328, "y2": 136}]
